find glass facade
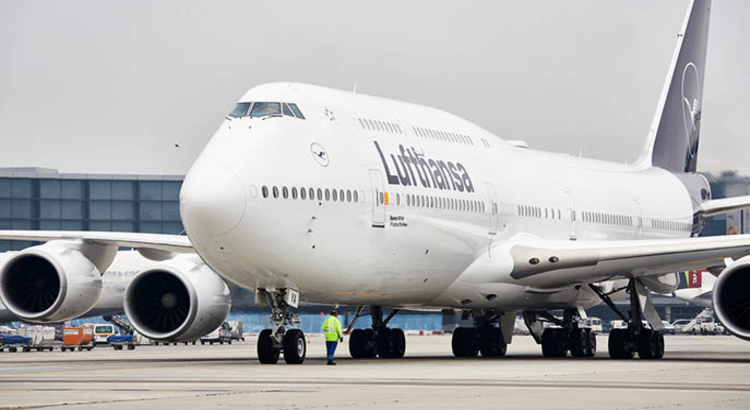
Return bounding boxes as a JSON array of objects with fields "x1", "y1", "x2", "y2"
[{"x1": 0, "y1": 168, "x2": 184, "y2": 251}]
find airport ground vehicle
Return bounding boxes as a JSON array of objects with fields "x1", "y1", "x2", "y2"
[
  {"x1": 200, "y1": 321, "x2": 244, "y2": 345},
  {"x1": 108, "y1": 334, "x2": 136, "y2": 350},
  {"x1": 583, "y1": 318, "x2": 603, "y2": 333},
  {"x1": 62, "y1": 327, "x2": 94, "y2": 352},
  {"x1": 0, "y1": 335, "x2": 31, "y2": 352},
  {"x1": 91, "y1": 324, "x2": 117, "y2": 345},
  {"x1": 18, "y1": 326, "x2": 57, "y2": 352},
  {"x1": 661, "y1": 321, "x2": 676, "y2": 335},
  {"x1": 671, "y1": 319, "x2": 692, "y2": 333}
]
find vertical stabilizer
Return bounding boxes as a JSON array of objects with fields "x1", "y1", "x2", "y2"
[{"x1": 640, "y1": 0, "x2": 711, "y2": 173}]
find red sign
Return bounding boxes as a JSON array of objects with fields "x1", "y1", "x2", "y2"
[{"x1": 686, "y1": 270, "x2": 705, "y2": 288}]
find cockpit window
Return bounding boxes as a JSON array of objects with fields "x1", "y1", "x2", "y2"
[
  {"x1": 288, "y1": 103, "x2": 305, "y2": 119},
  {"x1": 229, "y1": 102, "x2": 252, "y2": 117},
  {"x1": 250, "y1": 102, "x2": 281, "y2": 118},
  {"x1": 282, "y1": 103, "x2": 294, "y2": 117}
]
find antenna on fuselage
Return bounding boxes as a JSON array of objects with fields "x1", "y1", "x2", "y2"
[{"x1": 352, "y1": 84, "x2": 357, "y2": 94}]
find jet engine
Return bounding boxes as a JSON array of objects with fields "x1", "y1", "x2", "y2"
[
  {"x1": 713, "y1": 256, "x2": 750, "y2": 341},
  {"x1": 0, "y1": 241, "x2": 114, "y2": 323},
  {"x1": 124, "y1": 255, "x2": 231, "y2": 342}
]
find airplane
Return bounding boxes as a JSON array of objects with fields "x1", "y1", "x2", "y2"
[
  {"x1": 673, "y1": 269, "x2": 716, "y2": 309},
  {"x1": 1, "y1": 0, "x2": 750, "y2": 364}
]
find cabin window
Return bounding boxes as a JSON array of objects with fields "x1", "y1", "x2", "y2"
[
  {"x1": 262, "y1": 186, "x2": 269, "y2": 198},
  {"x1": 300, "y1": 187, "x2": 306, "y2": 200}
]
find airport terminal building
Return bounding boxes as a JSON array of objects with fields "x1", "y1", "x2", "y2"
[{"x1": 0, "y1": 167, "x2": 184, "y2": 252}]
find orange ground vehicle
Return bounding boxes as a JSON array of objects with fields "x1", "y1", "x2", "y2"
[{"x1": 62, "y1": 327, "x2": 94, "y2": 352}]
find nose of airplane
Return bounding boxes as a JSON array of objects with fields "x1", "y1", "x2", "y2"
[{"x1": 180, "y1": 164, "x2": 247, "y2": 237}]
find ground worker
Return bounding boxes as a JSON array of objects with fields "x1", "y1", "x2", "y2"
[{"x1": 322, "y1": 309, "x2": 343, "y2": 365}]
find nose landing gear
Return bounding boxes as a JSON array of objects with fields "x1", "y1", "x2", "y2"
[{"x1": 256, "y1": 289, "x2": 306, "y2": 364}]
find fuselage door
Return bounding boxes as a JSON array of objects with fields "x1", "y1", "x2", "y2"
[
  {"x1": 565, "y1": 190, "x2": 577, "y2": 241},
  {"x1": 486, "y1": 182, "x2": 499, "y2": 235},
  {"x1": 369, "y1": 169, "x2": 386, "y2": 228}
]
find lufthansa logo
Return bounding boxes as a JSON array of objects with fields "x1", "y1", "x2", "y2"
[
  {"x1": 310, "y1": 142, "x2": 329, "y2": 167},
  {"x1": 681, "y1": 62, "x2": 701, "y2": 160}
]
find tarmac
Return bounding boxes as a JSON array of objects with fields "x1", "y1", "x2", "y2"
[{"x1": 1, "y1": 334, "x2": 749, "y2": 409}]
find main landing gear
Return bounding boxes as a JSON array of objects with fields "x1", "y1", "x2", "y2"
[
  {"x1": 451, "y1": 311, "x2": 510, "y2": 358},
  {"x1": 535, "y1": 310, "x2": 597, "y2": 358},
  {"x1": 256, "y1": 289, "x2": 307, "y2": 365},
  {"x1": 348, "y1": 306, "x2": 406, "y2": 359},
  {"x1": 589, "y1": 279, "x2": 665, "y2": 360}
]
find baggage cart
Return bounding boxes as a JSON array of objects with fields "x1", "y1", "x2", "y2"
[
  {"x1": 108, "y1": 334, "x2": 136, "y2": 350},
  {"x1": 18, "y1": 325, "x2": 56, "y2": 352},
  {"x1": 1, "y1": 335, "x2": 32, "y2": 353},
  {"x1": 62, "y1": 327, "x2": 95, "y2": 352}
]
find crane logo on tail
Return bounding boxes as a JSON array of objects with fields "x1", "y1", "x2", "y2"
[{"x1": 681, "y1": 62, "x2": 702, "y2": 172}]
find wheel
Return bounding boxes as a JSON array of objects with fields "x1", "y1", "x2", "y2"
[
  {"x1": 362, "y1": 329, "x2": 377, "y2": 358},
  {"x1": 210, "y1": 342, "x2": 214, "y2": 345},
  {"x1": 376, "y1": 328, "x2": 395, "y2": 358},
  {"x1": 585, "y1": 329, "x2": 597, "y2": 357},
  {"x1": 228, "y1": 341, "x2": 232, "y2": 345},
  {"x1": 569, "y1": 328, "x2": 587, "y2": 358},
  {"x1": 9, "y1": 347, "x2": 17, "y2": 353},
  {"x1": 127, "y1": 345, "x2": 136, "y2": 350},
  {"x1": 608, "y1": 329, "x2": 634, "y2": 359},
  {"x1": 201, "y1": 341, "x2": 205, "y2": 345},
  {"x1": 22, "y1": 347, "x2": 30, "y2": 353},
  {"x1": 391, "y1": 328, "x2": 406, "y2": 358},
  {"x1": 349, "y1": 329, "x2": 367, "y2": 358},
  {"x1": 541, "y1": 328, "x2": 567, "y2": 358},
  {"x1": 638, "y1": 330, "x2": 664, "y2": 360},
  {"x1": 479, "y1": 326, "x2": 506, "y2": 357},
  {"x1": 452, "y1": 327, "x2": 479, "y2": 357},
  {"x1": 257, "y1": 329, "x2": 280, "y2": 364},
  {"x1": 192, "y1": 341, "x2": 197, "y2": 345},
  {"x1": 282, "y1": 329, "x2": 306, "y2": 364}
]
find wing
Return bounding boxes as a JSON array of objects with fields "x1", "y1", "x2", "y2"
[
  {"x1": 698, "y1": 195, "x2": 750, "y2": 217},
  {"x1": 462, "y1": 233, "x2": 750, "y2": 289},
  {"x1": 0, "y1": 230, "x2": 193, "y2": 253}
]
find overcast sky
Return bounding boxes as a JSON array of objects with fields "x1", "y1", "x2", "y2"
[{"x1": 0, "y1": 0, "x2": 748, "y2": 176}]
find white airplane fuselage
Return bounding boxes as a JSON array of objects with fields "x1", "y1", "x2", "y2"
[{"x1": 180, "y1": 83, "x2": 696, "y2": 311}]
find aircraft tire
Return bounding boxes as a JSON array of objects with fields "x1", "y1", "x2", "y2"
[
  {"x1": 376, "y1": 328, "x2": 395, "y2": 358},
  {"x1": 608, "y1": 329, "x2": 634, "y2": 359},
  {"x1": 479, "y1": 326, "x2": 506, "y2": 357},
  {"x1": 541, "y1": 328, "x2": 567, "y2": 358},
  {"x1": 257, "y1": 329, "x2": 280, "y2": 364},
  {"x1": 391, "y1": 328, "x2": 406, "y2": 358},
  {"x1": 585, "y1": 329, "x2": 597, "y2": 357},
  {"x1": 569, "y1": 328, "x2": 587, "y2": 358},
  {"x1": 282, "y1": 329, "x2": 306, "y2": 364},
  {"x1": 637, "y1": 329, "x2": 664, "y2": 360},
  {"x1": 452, "y1": 327, "x2": 479, "y2": 357}
]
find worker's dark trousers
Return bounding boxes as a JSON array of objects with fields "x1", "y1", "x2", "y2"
[{"x1": 325, "y1": 341, "x2": 338, "y2": 363}]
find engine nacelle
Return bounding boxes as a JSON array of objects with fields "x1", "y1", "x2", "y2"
[
  {"x1": 124, "y1": 255, "x2": 231, "y2": 342},
  {"x1": 0, "y1": 242, "x2": 106, "y2": 322},
  {"x1": 713, "y1": 256, "x2": 750, "y2": 341}
]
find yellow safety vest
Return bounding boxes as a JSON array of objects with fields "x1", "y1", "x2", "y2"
[{"x1": 322, "y1": 316, "x2": 342, "y2": 342}]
